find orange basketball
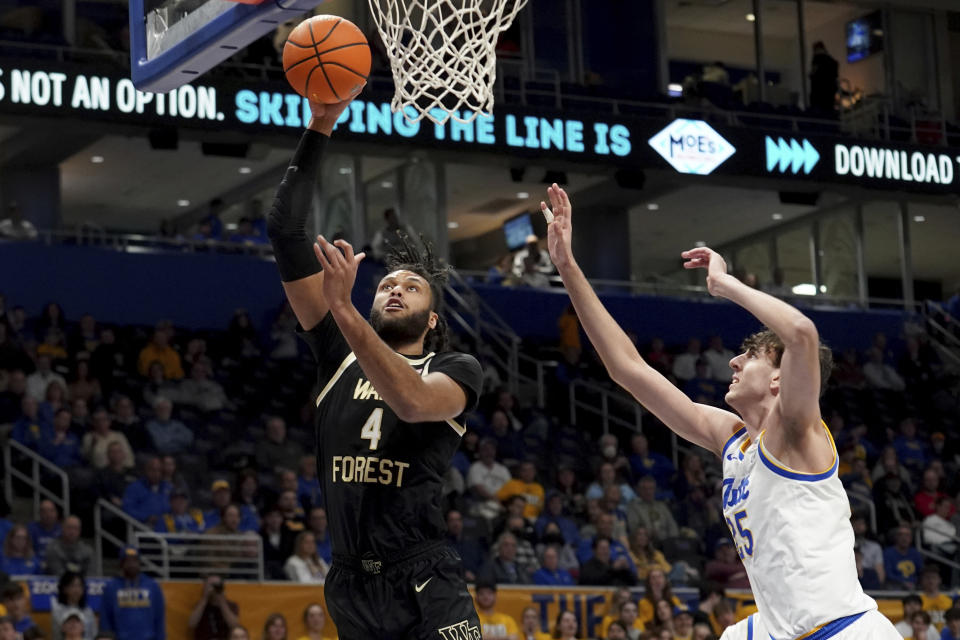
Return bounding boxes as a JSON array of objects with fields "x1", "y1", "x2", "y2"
[{"x1": 283, "y1": 15, "x2": 371, "y2": 104}]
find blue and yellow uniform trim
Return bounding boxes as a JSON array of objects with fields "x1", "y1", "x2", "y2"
[
  {"x1": 766, "y1": 610, "x2": 866, "y2": 640},
  {"x1": 757, "y1": 421, "x2": 838, "y2": 482}
]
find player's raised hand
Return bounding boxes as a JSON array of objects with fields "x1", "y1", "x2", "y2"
[
  {"x1": 308, "y1": 84, "x2": 365, "y2": 135},
  {"x1": 681, "y1": 246, "x2": 733, "y2": 297},
  {"x1": 542, "y1": 183, "x2": 574, "y2": 270},
  {"x1": 314, "y1": 235, "x2": 366, "y2": 311}
]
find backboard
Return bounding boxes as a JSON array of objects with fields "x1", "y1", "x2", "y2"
[{"x1": 129, "y1": 0, "x2": 323, "y2": 93}]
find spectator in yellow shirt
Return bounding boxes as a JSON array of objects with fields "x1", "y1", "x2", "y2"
[
  {"x1": 496, "y1": 462, "x2": 545, "y2": 521},
  {"x1": 137, "y1": 325, "x2": 184, "y2": 380},
  {"x1": 626, "y1": 526, "x2": 672, "y2": 582},
  {"x1": 919, "y1": 566, "x2": 953, "y2": 631},
  {"x1": 475, "y1": 582, "x2": 519, "y2": 640},
  {"x1": 519, "y1": 606, "x2": 550, "y2": 640},
  {"x1": 638, "y1": 568, "x2": 686, "y2": 629},
  {"x1": 599, "y1": 588, "x2": 632, "y2": 637}
]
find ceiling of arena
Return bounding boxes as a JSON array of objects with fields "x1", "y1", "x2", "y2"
[{"x1": 0, "y1": 0, "x2": 957, "y2": 287}]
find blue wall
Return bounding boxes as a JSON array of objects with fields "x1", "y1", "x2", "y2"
[
  {"x1": 468, "y1": 284, "x2": 908, "y2": 352},
  {"x1": 3, "y1": 242, "x2": 288, "y2": 329},
  {"x1": 4, "y1": 242, "x2": 907, "y2": 351}
]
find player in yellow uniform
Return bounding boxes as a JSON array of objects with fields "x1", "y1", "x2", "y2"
[{"x1": 542, "y1": 184, "x2": 900, "y2": 640}]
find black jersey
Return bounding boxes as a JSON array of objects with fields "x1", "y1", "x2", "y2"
[{"x1": 298, "y1": 312, "x2": 482, "y2": 559}]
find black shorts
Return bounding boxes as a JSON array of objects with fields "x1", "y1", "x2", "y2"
[{"x1": 325, "y1": 541, "x2": 481, "y2": 640}]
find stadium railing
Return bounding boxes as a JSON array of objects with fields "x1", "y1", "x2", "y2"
[
  {"x1": 93, "y1": 498, "x2": 156, "y2": 575},
  {"x1": 921, "y1": 301, "x2": 960, "y2": 373},
  {"x1": 446, "y1": 268, "x2": 523, "y2": 397},
  {"x1": 133, "y1": 530, "x2": 265, "y2": 581},
  {"x1": 914, "y1": 528, "x2": 960, "y2": 577},
  {"x1": 3, "y1": 440, "x2": 70, "y2": 520}
]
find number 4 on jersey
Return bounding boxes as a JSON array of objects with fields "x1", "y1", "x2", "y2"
[{"x1": 361, "y1": 408, "x2": 384, "y2": 450}]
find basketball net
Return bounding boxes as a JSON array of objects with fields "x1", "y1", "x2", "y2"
[{"x1": 368, "y1": 0, "x2": 528, "y2": 125}]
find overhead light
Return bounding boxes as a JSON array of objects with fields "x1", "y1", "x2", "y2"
[
  {"x1": 746, "y1": 13, "x2": 756, "y2": 22},
  {"x1": 516, "y1": 191, "x2": 530, "y2": 199},
  {"x1": 238, "y1": 166, "x2": 252, "y2": 175},
  {"x1": 177, "y1": 199, "x2": 190, "y2": 207},
  {"x1": 819, "y1": 284, "x2": 828, "y2": 293},
  {"x1": 771, "y1": 212, "x2": 783, "y2": 220},
  {"x1": 338, "y1": 167, "x2": 352, "y2": 175},
  {"x1": 667, "y1": 83, "x2": 683, "y2": 97},
  {"x1": 90, "y1": 155, "x2": 104, "y2": 164},
  {"x1": 792, "y1": 283, "x2": 817, "y2": 296},
  {"x1": 381, "y1": 181, "x2": 393, "y2": 188},
  {"x1": 447, "y1": 221, "x2": 460, "y2": 229},
  {"x1": 913, "y1": 215, "x2": 926, "y2": 222},
  {"x1": 647, "y1": 203, "x2": 660, "y2": 211},
  {"x1": 694, "y1": 240, "x2": 706, "y2": 247}
]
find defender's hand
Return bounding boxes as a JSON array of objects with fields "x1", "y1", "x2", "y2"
[
  {"x1": 308, "y1": 85, "x2": 365, "y2": 135},
  {"x1": 314, "y1": 236, "x2": 365, "y2": 311},
  {"x1": 542, "y1": 183, "x2": 574, "y2": 271},
  {"x1": 681, "y1": 246, "x2": 734, "y2": 297}
]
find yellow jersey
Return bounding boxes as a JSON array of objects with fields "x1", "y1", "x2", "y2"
[
  {"x1": 479, "y1": 611, "x2": 519, "y2": 640},
  {"x1": 600, "y1": 615, "x2": 644, "y2": 636},
  {"x1": 921, "y1": 593, "x2": 954, "y2": 630}
]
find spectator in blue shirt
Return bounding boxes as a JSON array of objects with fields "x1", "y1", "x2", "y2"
[
  {"x1": 628, "y1": 434, "x2": 675, "y2": 488},
  {"x1": 40, "y1": 408, "x2": 83, "y2": 469},
  {"x1": 576, "y1": 513, "x2": 636, "y2": 574},
  {"x1": 532, "y1": 545, "x2": 574, "y2": 586},
  {"x1": 100, "y1": 546, "x2": 166, "y2": 640},
  {"x1": 683, "y1": 359, "x2": 722, "y2": 406},
  {"x1": 0, "y1": 524, "x2": 39, "y2": 575},
  {"x1": 307, "y1": 507, "x2": 332, "y2": 565},
  {"x1": 534, "y1": 492, "x2": 580, "y2": 546},
  {"x1": 444, "y1": 509, "x2": 484, "y2": 582},
  {"x1": 28, "y1": 499, "x2": 62, "y2": 564},
  {"x1": 0, "y1": 518, "x2": 12, "y2": 549},
  {"x1": 235, "y1": 472, "x2": 262, "y2": 533},
  {"x1": 297, "y1": 455, "x2": 321, "y2": 512},
  {"x1": 145, "y1": 397, "x2": 194, "y2": 455},
  {"x1": 203, "y1": 480, "x2": 234, "y2": 531},
  {"x1": 122, "y1": 457, "x2": 172, "y2": 527},
  {"x1": 486, "y1": 409, "x2": 525, "y2": 464},
  {"x1": 883, "y1": 524, "x2": 924, "y2": 589},
  {"x1": 893, "y1": 418, "x2": 929, "y2": 476},
  {"x1": 154, "y1": 490, "x2": 205, "y2": 534},
  {"x1": 585, "y1": 462, "x2": 637, "y2": 506},
  {"x1": 0, "y1": 583, "x2": 35, "y2": 633},
  {"x1": 942, "y1": 607, "x2": 960, "y2": 640},
  {"x1": 11, "y1": 395, "x2": 50, "y2": 452}
]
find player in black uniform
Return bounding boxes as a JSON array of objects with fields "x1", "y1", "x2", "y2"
[{"x1": 266, "y1": 92, "x2": 484, "y2": 640}]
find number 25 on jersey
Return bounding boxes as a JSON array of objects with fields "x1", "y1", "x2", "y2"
[
  {"x1": 361, "y1": 408, "x2": 384, "y2": 450},
  {"x1": 725, "y1": 510, "x2": 754, "y2": 558}
]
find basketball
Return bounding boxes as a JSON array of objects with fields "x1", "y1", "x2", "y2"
[{"x1": 283, "y1": 15, "x2": 371, "y2": 104}]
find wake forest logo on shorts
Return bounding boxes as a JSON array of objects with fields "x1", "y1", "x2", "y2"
[{"x1": 437, "y1": 620, "x2": 481, "y2": 640}]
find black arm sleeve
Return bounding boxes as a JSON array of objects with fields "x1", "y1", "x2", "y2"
[{"x1": 266, "y1": 129, "x2": 329, "y2": 282}]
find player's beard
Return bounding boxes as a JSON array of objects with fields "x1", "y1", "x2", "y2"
[{"x1": 369, "y1": 307, "x2": 432, "y2": 349}]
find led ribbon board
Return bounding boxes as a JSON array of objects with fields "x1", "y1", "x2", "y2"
[{"x1": 129, "y1": 0, "x2": 322, "y2": 93}]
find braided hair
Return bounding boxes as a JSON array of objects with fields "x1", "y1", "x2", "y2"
[{"x1": 384, "y1": 232, "x2": 451, "y2": 353}]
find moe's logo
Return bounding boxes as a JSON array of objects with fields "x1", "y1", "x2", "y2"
[{"x1": 648, "y1": 119, "x2": 736, "y2": 175}]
